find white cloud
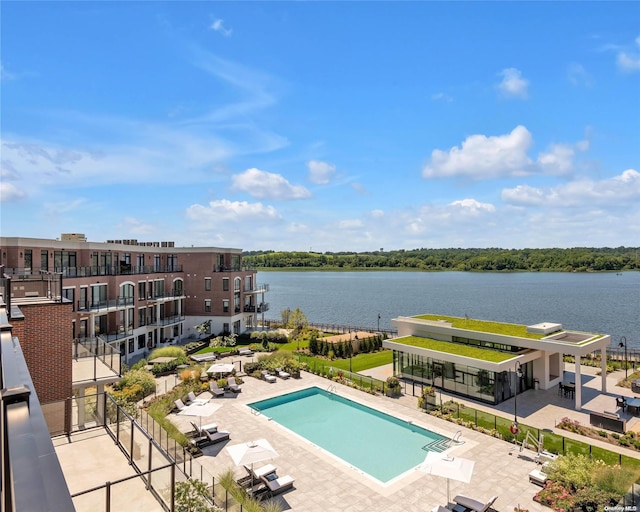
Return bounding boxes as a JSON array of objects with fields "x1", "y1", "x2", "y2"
[
  {"x1": 337, "y1": 219, "x2": 364, "y2": 230},
  {"x1": 497, "y1": 68, "x2": 529, "y2": 99},
  {"x1": 422, "y1": 125, "x2": 533, "y2": 179},
  {"x1": 0, "y1": 62, "x2": 15, "y2": 81},
  {"x1": 307, "y1": 160, "x2": 336, "y2": 184},
  {"x1": 186, "y1": 199, "x2": 281, "y2": 223},
  {"x1": 231, "y1": 168, "x2": 311, "y2": 200},
  {"x1": 117, "y1": 217, "x2": 156, "y2": 235},
  {"x1": 431, "y1": 92, "x2": 453, "y2": 102},
  {"x1": 449, "y1": 198, "x2": 496, "y2": 215},
  {"x1": 617, "y1": 35, "x2": 640, "y2": 72},
  {"x1": 567, "y1": 63, "x2": 594, "y2": 87},
  {"x1": 502, "y1": 169, "x2": 640, "y2": 207},
  {"x1": 536, "y1": 143, "x2": 576, "y2": 175},
  {"x1": 0, "y1": 182, "x2": 26, "y2": 202},
  {"x1": 210, "y1": 19, "x2": 232, "y2": 37}
]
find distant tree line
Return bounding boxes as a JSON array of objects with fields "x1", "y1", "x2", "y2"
[{"x1": 242, "y1": 247, "x2": 640, "y2": 272}]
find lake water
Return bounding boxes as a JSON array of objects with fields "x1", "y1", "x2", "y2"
[{"x1": 258, "y1": 271, "x2": 640, "y2": 347}]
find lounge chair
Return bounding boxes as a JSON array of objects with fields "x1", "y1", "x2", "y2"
[
  {"x1": 227, "y1": 377, "x2": 242, "y2": 393},
  {"x1": 174, "y1": 398, "x2": 187, "y2": 412},
  {"x1": 238, "y1": 348, "x2": 253, "y2": 356},
  {"x1": 191, "y1": 428, "x2": 230, "y2": 448},
  {"x1": 187, "y1": 391, "x2": 208, "y2": 405},
  {"x1": 190, "y1": 420, "x2": 218, "y2": 437},
  {"x1": 209, "y1": 381, "x2": 225, "y2": 397},
  {"x1": 238, "y1": 464, "x2": 277, "y2": 489},
  {"x1": 452, "y1": 495, "x2": 498, "y2": 512},
  {"x1": 261, "y1": 370, "x2": 276, "y2": 383},
  {"x1": 275, "y1": 368, "x2": 290, "y2": 379},
  {"x1": 261, "y1": 473, "x2": 294, "y2": 495}
]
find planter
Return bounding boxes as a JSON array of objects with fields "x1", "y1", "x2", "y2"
[{"x1": 386, "y1": 386, "x2": 401, "y2": 397}]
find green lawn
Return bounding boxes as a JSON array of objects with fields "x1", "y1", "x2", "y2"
[
  {"x1": 389, "y1": 336, "x2": 516, "y2": 362},
  {"x1": 298, "y1": 350, "x2": 392, "y2": 373}
]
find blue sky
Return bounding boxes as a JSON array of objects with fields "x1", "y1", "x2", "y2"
[{"x1": 2, "y1": 2, "x2": 639, "y2": 251}]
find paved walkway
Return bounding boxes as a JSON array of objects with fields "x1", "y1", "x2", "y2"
[
  {"x1": 165, "y1": 356, "x2": 640, "y2": 512},
  {"x1": 58, "y1": 355, "x2": 640, "y2": 512}
]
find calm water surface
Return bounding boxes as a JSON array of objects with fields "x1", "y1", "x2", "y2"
[{"x1": 258, "y1": 271, "x2": 639, "y2": 347}]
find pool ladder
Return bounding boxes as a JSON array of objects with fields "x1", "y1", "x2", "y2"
[{"x1": 327, "y1": 384, "x2": 337, "y2": 394}]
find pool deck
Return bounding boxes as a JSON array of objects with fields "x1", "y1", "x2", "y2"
[
  {"x1": 167, "y1": 358, "x2": 640, "y2": 512},
  {"x1": 56, "y1": 357, "x2": 640, "y2": 512}
]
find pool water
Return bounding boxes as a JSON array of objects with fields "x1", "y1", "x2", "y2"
[{"x1": 249, "y1": 387, "x2": 448, "y2": 483}]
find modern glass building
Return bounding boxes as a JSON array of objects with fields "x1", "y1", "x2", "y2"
[{"x1": 385, "y1": 314, "x2": 611, "y2": 410}]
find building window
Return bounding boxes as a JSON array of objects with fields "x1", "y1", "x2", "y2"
[
  {"x1": 167, "y1": 254, "x2": 178, "y2": 271},
  {"x1": 62, "y1": 288, "x2": 75, "y2": 310},
  {"x1": 234, "y1": 277, "x2": 241, "y2": 292},
  {"x1": 41, "y1": 250, "x2": 49, "y2": 271},
  {"x1": 223, "y1": 278, "x2": 229, "y2": 291},
  {"x1": 129, "y1": 339, "x2": 135, "y2": 353},
  {"x1": 138, "y1": 308, "x2": 146, "y2": 326},
  {"x1": 24, "y1": 249, "x2": 32, "y2": 271},
  {"x1": 223, "y1": 299, "x2": 229, "y2": 313},
  {"x1": 138, "y1": 334, "x2": 146, "y2": 350},
  {"x1": 223, "y1": 323, "x2": 230, "y2": 334},
  {"x1": 138, "y1": 281, "x2": 146, "y2": 300},
  {"x1": 205, "y1": 277, "x2": 211, "y2": 291},
  {"x1": 136, "y1": 254, "x2": 144, "y2": 270},
  {"x1": 154, "y1": 254, "x2": 161, "y2": 271},
  {"x1": 205, "y1": 299, "x2": 212, "y2": 312}
]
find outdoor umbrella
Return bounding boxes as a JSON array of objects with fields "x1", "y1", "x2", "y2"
[
  {"x1": 420, "y1": 451, "x2": 475, "y2": 504},
  {"x1": 178, "y1": 401, "x2": 222, "y2": 428},
  {"x1": 226, "y1": 439, "x2": 279, "y2": 492},
  {"x1": 206, "y1": 362, "x2": 236, "y2": 378}
]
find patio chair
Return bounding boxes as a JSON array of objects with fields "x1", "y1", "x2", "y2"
[
  {"x1": 192, "y1": 428, "x2": 230, "y2": 448},
  {"x1": 227, "y1": 377, "x2": 242, "y2": 393},
  {"x1": 261, "y1": 370, "x2": 276, "y2": 383},
  {"x1": 261, "y1": 473, "x2": 294, "y2": 496},
  {"x1": 238, "y1": 348, "x2": 253, "y2": 356},
  {"x1": 244, "y1": 463, "x2": 277, "y2": 480},
  {"x1": 190, "y1": 420, "x2": 218, "y2": 437},
  {"x1": 174, "y1": 398, "x2": 187, "y2": 412},
  {"x1": 452, "y1": 495, "x2": 497, "y2": 512},
  {"x1": 617, "y1": 397, "x2": 628, "y2": 412},
  {"x1": 209, "y1": 381, "x2": 225, "y2": 397},
  {"x1": 275, "y1": 368, "x2": 290, "y2": 379},
  {"x1": 187, "y1": 391, "x2": 208, "y2": 405}
]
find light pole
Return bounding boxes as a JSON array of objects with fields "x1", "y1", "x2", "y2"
[
  {"x1": 377, "y1": 313, "x2": 381, "y2": 332},
  {"x1": 619, "y1": 336, "x2": 628, "y2": 380},
  {"x1": 349, "y1": 330, "x2": 353, "y2": 373},
  {"x1": 513, "y1": 361, "x2": 523, "y2": 431}
]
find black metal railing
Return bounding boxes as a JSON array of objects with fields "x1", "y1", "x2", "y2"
[
  {"x1": 73, "y1": 337, "x2": 122, "y2": 381},
  {"x1": 3, "y1": 265, "x2": 183, "y2": 278}
]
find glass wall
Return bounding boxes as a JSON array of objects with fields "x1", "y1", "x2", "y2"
[{"x1": 393, "y1": 351, "x2": 532, "y2": 405}]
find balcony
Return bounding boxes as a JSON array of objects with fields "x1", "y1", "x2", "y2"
[
  {"x1": 244, "y1": 283, "x2": 269, "y2": 294},
  {"x1": 147, "y1": 314, "x2": 185, "y2": 327},
  {"x1": 79, "y1": 296, "x2": 134, "y2": 313},
  {"x1": 145, "y1": 290, "x2": 186, "y2": 302},
  {"x1": 243, "y1": 302, "x2": 269, "y2": 313},
  {"x1": 3, "y1": 265, "x2": 183, "y2": 279},
  {"x1": 212, "y1": 264, "x2": 257, "y2": 272},
  {"x1": 73, "y1": 337, "x2": 121, "y2": 385}
]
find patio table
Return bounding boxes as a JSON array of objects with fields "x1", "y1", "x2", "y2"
[{"x1": 626, "y1": 398, "x2": 640, "y2": 415}]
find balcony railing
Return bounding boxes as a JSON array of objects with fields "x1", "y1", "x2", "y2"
[
  {"x1": 212, "y1": 264, "x2": 256, "y2": 272},
  {"x1": 73, "y1": 337, "x2": 122, "y2": 382},
  {"x1": 243, "y1": 302, "x2": 269, "y2": 313},
  {"x1": 244, "y1": 283, "x2": 269, "y2": 293},
  {"x1": 79, "y1": 295, "x2": 134, "y2": 312},
  {"x1": 147, "y1": 314, "x2": 185, "y2": 327},
  {"x1": 1, "y1": 305, "x2": 76, "y2": 512},
  {"x1": 3, "y1": 265, "x2": 183, "y2": 279}
]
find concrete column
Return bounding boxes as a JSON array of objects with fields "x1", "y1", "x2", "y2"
[
  {"x1": 76, "y1": 387, "x2": 86, "y2": 428},
  {"x1": 601, "y1": 348, "x2": 608, "y2": 393},
  {"x1": 574, "y1": 359, "x2": 582, "y2": 411},
  {"x1": 96, "y1": 384, "x2": 105, "y2": 425}
]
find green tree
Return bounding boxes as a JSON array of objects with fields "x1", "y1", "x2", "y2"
[{"x1": 175, "y1": 479, "x2": 221, "y2": 512}]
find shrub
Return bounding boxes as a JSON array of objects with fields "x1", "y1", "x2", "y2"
[
  {"x1": 386, "y1": 376, "x2": 400, "y2": 388},
  {"x1": 114, "y1": 368, "x2": 156, "y2": 397},
  {"x1": 149, "y1": 346, "x2": 187, "y2": 361},
  {"x1": 175, "y1": 479, "x2": 222, "y2": 512}
]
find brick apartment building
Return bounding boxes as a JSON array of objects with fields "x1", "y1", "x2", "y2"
[{"x1": 0, "y1": 235, "x2": 268, "y2": 396}]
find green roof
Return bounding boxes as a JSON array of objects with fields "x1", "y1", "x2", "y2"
[
  {"x1": 414, "y1": 314, "x2": 546, "y2": 340},
  {"x1": 389, "y1": 335, "x2": 518, "y2": 362}
]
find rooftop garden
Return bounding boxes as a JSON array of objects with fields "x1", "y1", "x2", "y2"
[
  {"x1": 413, "y1": 314, "x2": 547, "y2": 339},
  {"x1": 389, "y1": 335, "x2": 517, "y2": 362}
]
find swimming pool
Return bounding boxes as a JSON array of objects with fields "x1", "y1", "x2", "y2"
[{"x1": 249, "y1": 386, "x2": 448, "y2": 483}]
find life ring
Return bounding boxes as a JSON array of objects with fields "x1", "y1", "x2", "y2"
[{"x1": 510, "y1": 422, "x2": 519, "y2": 435}]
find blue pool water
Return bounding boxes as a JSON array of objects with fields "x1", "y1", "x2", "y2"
[{"x1": 249, "y1": 387, "x2": 447, "y2": 483}]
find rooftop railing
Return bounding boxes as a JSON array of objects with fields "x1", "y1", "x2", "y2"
[
  {"x1": 3, "y1": 265, "x2": 183, "y2": 279},
  {"x1": 1, "y1": 305, "x2": 76, "y2": 512}
]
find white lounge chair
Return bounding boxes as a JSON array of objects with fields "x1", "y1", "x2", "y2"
[
  {"x1": 187, "y1": 391, "x2": 208, "y2": 405},
  {"x1": 453, "y1": 495, "x2": 498, "y2": 512},
  {"x1": 244, "y1": 463, "x2": 277, "y2": 480},
  {"x1": 209, "y1": 381, "x2": 225, "y2": 397},
  {"x1": 174, "y1": 398, "x2": 187, "y2": 412},
  {"x1": 275, "y1": 368, "x2": 290, "y2": 379},
  {"x1": 190, "y1": 420, "x2": 218, "y2": 437},
  {"x1": 227, "y1": 377, "x2": 242, "y2": 392},
  {"x1": 261, "y1": 370, "x2": 276, "y2": 383},
  {"x1": 238, "y1": 348, "x2": 253, "y2": 356},
  {"x1": 261, "y1": 473, "x2": 294, "y2": 495}
]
